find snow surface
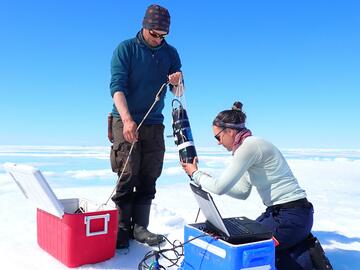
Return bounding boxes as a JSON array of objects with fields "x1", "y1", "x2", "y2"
[{"x1": 1, "y1": 146, "x2": 360, "y2": 269}]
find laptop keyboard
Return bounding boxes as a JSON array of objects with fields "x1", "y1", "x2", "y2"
[{"x1": 223, "y1": 217, "x2": 251, "y2": 235}]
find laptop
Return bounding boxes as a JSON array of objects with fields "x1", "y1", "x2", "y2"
[{"x1": 190, "y1": 183, "x2": 273, "y2": 244}]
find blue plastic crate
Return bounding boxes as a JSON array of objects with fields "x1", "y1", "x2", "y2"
[{"x1": 180, "y1": 223, "x2": 275, "y2": 270}]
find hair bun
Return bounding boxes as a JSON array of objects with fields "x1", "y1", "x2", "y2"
[{"x1": 232, "y1": 101, "x2": 243, "y2": 111}]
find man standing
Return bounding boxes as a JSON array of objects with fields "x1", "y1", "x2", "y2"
[{"x1": 109, "y1": 4, "x2": 182, "y2": 249}]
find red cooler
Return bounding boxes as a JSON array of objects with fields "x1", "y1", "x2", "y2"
[{"x1": 4, "y1": 163, "x2": 118, "y2": 268}]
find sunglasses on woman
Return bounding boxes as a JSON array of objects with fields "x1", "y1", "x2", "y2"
[
  {"x1": 214, "y1": 128, "x2": 226, "y2": 142},
  {"x1": 149, "y1": 29, "x2": 168, "y2": 39}
]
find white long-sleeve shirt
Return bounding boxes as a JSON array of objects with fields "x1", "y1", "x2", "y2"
[{"x1": 192, "y1": 136, "x2": 306, "y2": 206}]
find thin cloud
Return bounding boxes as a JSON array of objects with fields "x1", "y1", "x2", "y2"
[{"x1": 64, "y1": 169, "x2": 113, "y2": 179}]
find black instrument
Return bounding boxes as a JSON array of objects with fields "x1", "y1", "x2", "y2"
[{"x1": 171, "y1": 99, "x2": 197, "y2": 163}]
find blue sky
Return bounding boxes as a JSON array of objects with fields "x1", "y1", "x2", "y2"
[{"x1": 1, "y1": 0, "x2": 359, "y2": 148}]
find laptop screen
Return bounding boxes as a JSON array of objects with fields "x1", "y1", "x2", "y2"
[{"x1": 190, "y1": 183, "x2": 230, "y2": 236}]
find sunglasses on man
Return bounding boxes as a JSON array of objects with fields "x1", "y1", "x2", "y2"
[{"x1": 149, "y1": 29, "x2": 168, "y2": 39}]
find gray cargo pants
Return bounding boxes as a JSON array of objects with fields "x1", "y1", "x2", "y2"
[{"x1": 110, "y1": 117, "x2": 165, "y2": 206}]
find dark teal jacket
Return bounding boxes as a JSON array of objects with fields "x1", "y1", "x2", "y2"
[{"x1": 110, "y1": 30, "x2": 182, "y2": 124}]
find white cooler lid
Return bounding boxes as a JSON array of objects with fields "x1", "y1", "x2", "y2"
[{"x1": 3, "y1": 162, "x2": 64, "y2": 218}]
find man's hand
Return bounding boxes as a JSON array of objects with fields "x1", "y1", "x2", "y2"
[
  {"x1": 181, "y1": 157, "x2": 198, "y2": 177},
  {"x1": 123, "y1": 119, "x2": 138, "y2": 143},
  {"x1": 168, "y1": 71, "x2": 182, "y2": 86}
]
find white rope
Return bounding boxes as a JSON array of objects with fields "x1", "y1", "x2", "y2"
[
  {"x1": 175, "y1": 75, "x2": 187, "y2": 110},
  {"x1": 99, "y1": 82, "x2": 169, "y2": 210},
  {"x1": 172, "y1": 75, "x2": 187, "y2": 123}
]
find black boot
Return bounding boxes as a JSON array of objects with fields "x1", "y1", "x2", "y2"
[
  {"x1": 132, "y1": 204, "x2": 165, "y2": 246},
  {"x1": 307, "y1": 234, "x2": 333, "y2": 270},
  {"x1": 116, "y1": 204, "x2": 132, "y2": 249}
]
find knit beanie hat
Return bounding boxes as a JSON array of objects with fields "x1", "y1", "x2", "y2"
[{"x1": 142, "y1": 4, "x2": 170, "y2": 33}]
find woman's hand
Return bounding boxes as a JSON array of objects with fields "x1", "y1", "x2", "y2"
[{"x1": 181, "y1": 157, "x2": 198, "y2": 177}]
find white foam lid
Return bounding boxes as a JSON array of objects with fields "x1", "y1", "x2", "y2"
[{"x1": 3, "y1": 162, "x2": 64, "y2": 218}]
